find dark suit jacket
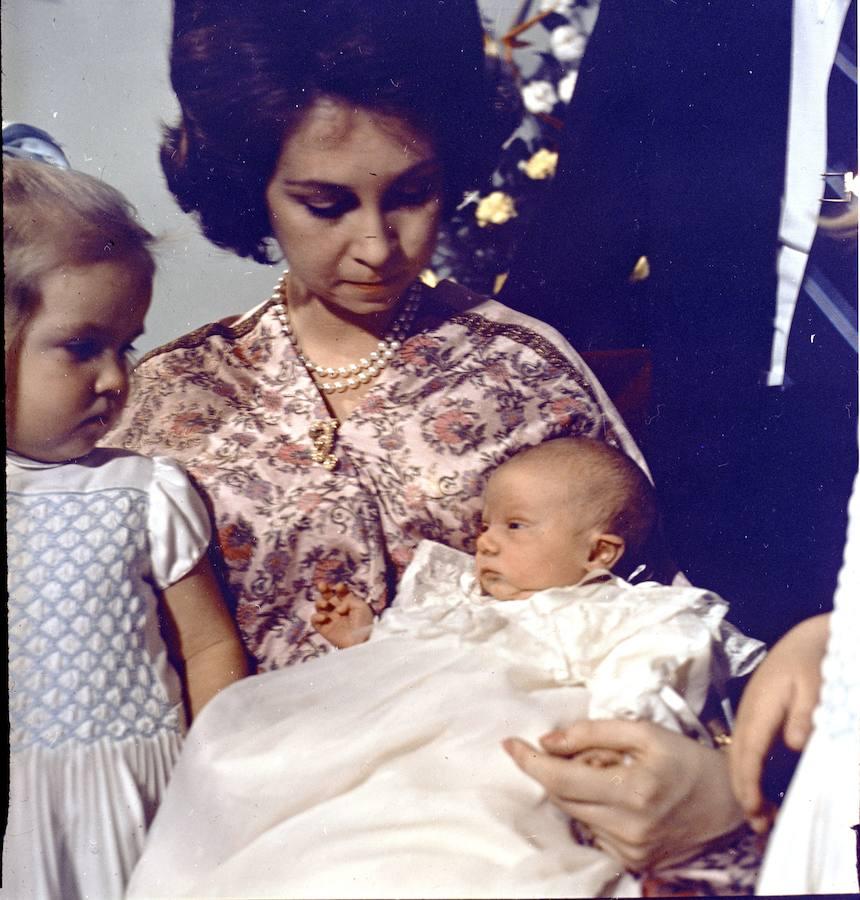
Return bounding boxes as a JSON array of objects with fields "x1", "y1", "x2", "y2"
[{"x1": 503, "y1": 0, "x2": 791, "y2": 388}]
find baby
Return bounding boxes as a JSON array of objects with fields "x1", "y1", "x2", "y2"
[
  {"x1": 125, "y1": 437, "x2": 764, "y2": 899},
  {"x1": 4, "y1": 156, "x2": 248, "y2": 898},
  {"x1": 313, "y1": 436, "x2": 659, "y2": 646}
]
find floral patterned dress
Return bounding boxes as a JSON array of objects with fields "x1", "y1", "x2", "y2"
[{"x1": 110, "y1": 280, "x2": 641, "y2": 670}]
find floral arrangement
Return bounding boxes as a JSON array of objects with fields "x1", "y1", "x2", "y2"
[{"x1": 429, "y1": 0, "x2": 601, "y2": 295}]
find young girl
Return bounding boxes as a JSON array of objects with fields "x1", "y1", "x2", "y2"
[{"x1": 4, "y1": 157, "x2": 249, "y2": 899}]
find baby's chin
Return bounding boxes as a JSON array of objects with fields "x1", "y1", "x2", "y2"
[{"x1": 478, "y1": 573, "x2": 534, "y2": 602}]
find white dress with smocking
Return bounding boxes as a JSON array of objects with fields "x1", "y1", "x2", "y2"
[{"x1": 4, "y1": 449, "x2": 211, "y2": 900}]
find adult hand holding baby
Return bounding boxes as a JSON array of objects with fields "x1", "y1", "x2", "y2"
[{"x1": 504, "y1": 719, "x2": 745, "y2": 871}]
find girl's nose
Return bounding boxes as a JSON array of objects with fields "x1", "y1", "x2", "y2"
[{"x1": 95, "y1": 354, "x2": 129, "y2": 396}]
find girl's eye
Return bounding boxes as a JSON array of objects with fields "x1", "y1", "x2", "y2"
[{"x1": 64, "y1": 338, "x2": 102, "y2": 362}]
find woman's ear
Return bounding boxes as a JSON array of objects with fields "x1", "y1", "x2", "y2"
[{"x1": 586, "y1": 533, "x2": 625, "y2": 571}]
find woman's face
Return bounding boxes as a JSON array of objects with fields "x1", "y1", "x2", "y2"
[{"x1": 265, "y1": 97, "x2": 443, "y2": 317}]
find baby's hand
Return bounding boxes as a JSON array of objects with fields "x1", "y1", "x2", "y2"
[{"x1": 311, "y1": 581, "x2": 374, "y2": 648}]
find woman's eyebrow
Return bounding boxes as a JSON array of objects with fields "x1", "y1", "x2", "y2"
[
  {"x1": 393, "y1": 158, "x2": 442, "y2": 180},
  {"x1": 278, "y1": 179, "x2": 349, "y2": 191},
  {"x1": 279, "y1": 159, "x2": 441, "y2": 191}
]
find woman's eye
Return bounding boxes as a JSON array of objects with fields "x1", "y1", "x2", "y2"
[
  {"x1": 389, "y1": 182, "x2": 436, "y2": 209},
  {"x1": 300, "y1": 196, "x2": 355, "y2": 220},
  {"x1": 123, "y1": 343, "x2": 139, "y2": 366}
]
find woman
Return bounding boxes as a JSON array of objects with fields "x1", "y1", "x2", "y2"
[
  {"x1": 112, "y1": 0, "x2": 756, "y2": 891},
  {"x1": 112, "y1": 0, "x2": 639, "y2": 671}
]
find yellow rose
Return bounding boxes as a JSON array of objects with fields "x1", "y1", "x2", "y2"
[
  {"x1": 475, "y1": 191, "x2": 517, "y2": 227},
  {"x1": 520, "y1": 148, "x2": 559, "y2": 180}
]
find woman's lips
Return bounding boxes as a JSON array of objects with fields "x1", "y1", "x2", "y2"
[{"x1": 342, "y1": 273, "x2": 405, "y2": 289}]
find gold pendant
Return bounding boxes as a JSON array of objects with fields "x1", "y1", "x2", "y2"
[{"x1": 308, "y1": 418, "x2": 339, "y2": 470}]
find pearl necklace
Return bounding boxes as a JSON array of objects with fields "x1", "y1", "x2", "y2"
[{"x1": 272, "y1": 271, "x2": 420, "y2": 393}]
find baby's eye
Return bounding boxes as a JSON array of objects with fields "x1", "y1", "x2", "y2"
[{"x1": 507, "y1": 521, "x2": 524, "y2": 530}]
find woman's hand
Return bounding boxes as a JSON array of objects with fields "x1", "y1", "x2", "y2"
[
  {"x1": 503, "y1": 719, "x2": 744, "y2": 871},
  {"x1": 729, "y1": 613, "x2": 829, "y2": 833}
]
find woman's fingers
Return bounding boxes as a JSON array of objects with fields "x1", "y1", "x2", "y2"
[
  {"x1": 503, "y1": 736, "x2": 641, "y2": 807},
  {"x1": 782, "y1": 680, "x2": 818, "y2": 750},
  {"x1": 538, "y1": 718, "x2": 656, "y2": 758},
  {"x1": 730, "y1": 682, "x2": 784, "y2": 817}
]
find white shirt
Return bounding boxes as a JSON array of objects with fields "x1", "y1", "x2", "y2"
[{"x1": 769, "y1": 0, "x2": 853, "y2": 385}]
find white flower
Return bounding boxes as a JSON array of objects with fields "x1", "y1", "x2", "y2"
[
  {"x1": 522, "y1": 80, "x2": 558, "y2": 115},
  {"x1": 539, "y1": 0, "x2": 576, "y2": 15},
  {"x1": 550, "y1": 25, "x2": 586, "y2": 63},
  {"x1": 558, "y1": 69, "x2": 579, "y2": 104},
  {"x1": 475, "y1": 191, "x2": 517, "y2": 227},
  {"x1": 519, "y1": 148, "x2": 559, "y2": 180}
]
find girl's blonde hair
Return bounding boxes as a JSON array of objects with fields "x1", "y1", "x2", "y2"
[{"x1": 3, "y1": 158, "x2": 156, "y2": 349}]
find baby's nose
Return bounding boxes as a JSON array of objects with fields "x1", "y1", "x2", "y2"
[{"x1": 476, "y1": 529, "x2": 496, "y2": 554}]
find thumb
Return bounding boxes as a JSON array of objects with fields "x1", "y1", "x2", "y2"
[
  {"x1": 502, "y1": 737, "x2": 541, "y2": 768},
  {"x1": 539, "y1": 719, "x2": 650, "y2": 757}
]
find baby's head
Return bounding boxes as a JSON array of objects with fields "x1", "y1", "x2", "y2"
[
  {"x1": 476, "y1": 437, "x2": 657, "y2": 600},
  {"x1": 4, "y1": 158, "x2": 155, "y2": 462}
]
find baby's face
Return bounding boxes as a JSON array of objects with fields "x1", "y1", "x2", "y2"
[{"x1": 475, "y1": 459, "x2": 598, "y2": 600}]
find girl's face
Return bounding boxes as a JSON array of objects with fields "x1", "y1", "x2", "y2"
[
  {"x1": 6, "y1": 260, "x2": 151, "y2": 462},
  {"x1": 265, "y1": 97, "x2": 443, "y2": 317}
]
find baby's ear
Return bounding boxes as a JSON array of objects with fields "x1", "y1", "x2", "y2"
[{"x1": 586, "y1": 533, "x2": 625, "y2": 571}]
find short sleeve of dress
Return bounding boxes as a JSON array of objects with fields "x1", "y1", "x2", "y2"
[{"x1": 147, "y1": 456, "x2": 212, "y2": 589}]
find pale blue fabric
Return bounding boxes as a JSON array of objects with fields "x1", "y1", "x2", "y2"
[{"x1": 8, "y1": 487, "x2": 183, "y2": 750}]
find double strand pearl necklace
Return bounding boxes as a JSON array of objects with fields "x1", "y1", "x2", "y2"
[{"x1": 272, "y1": 270, "x2": 420, "y2": 394}]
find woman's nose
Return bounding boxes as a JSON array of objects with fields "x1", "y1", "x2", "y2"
[{"x1": 351, "y1": 208, "x2": 397, "y2": 269}]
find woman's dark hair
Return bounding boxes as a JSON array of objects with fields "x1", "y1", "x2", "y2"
[{"x1": 162, "y1": 0, "x2": 519, "y2": 263}]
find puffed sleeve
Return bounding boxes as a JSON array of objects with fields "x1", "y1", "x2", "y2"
[{"x1": 147, "y1": 455, "x2": 212, "y2": 589}]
